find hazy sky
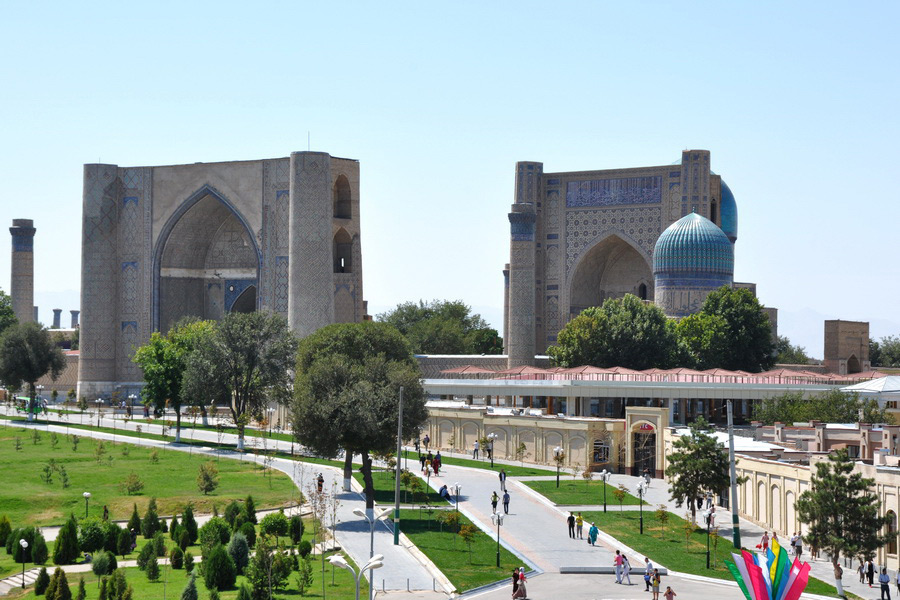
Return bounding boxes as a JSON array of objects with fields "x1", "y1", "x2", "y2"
[{"x1": 1, "y1": 1, "x2": 897, "y2": 358}]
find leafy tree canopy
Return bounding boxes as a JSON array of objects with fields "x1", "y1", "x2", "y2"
[
  {"x1": 774, "y1": 335, "x2": 811, "y2": 365},
  {"x1": 870, "y1": 335, "x2": 900, "y2": 368},
  {"x1": 0, "y1": 322, "x2": 65, "y2": 407},
  {"x1": 752, "y1": 389, "x2": 889, "y2": 425},
  {"x1": 548, "y1": 294, "x2": 679, "y2": 369},
  {"x1": 697, "y1": 286, "x2": 775, "y2": 372},
  {"x1": 377, "y1": 300, "x2": 501, "y2": 355},
  {"x1": 292, "y1": 321, "x2": 428, "y2": 509},
  {"x1": 0, "y1": 289, "x2": 16, "y2": 337},
  {"x1": 182, "y1": 312, "x2": 297, "y2": 449}
]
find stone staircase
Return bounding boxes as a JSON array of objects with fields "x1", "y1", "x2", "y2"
[{"x1": 0, "y1": 566, "x2": 41, "y2": 596}]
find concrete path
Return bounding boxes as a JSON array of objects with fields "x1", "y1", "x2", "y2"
[{"x1": 0, "y1": 412, "x2": 446, "y2": 595}]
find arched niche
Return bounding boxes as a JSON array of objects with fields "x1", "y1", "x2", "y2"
[
  {"x1": 333, "y1": 228, "x2": 352, "y2": 273},
  {"x1": 154, "y1": 187, "x2": 260, "y2": 332},
  {"x1": 569, "y1": 234, "x2": 653, "y2": 313},
  {"x1": 333, "y1": 175, "x2": 351, "y2": 219}
]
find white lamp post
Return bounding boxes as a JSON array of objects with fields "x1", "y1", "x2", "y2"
[
  {"x1": 95, "y1": 398, "x2": 102, "y2": 427},
  {"x1": 553, "y1": 446, "x2": 563, "y2": 488},
  {"x1": 83, "y1": 491, "x2": 91, "y2": 518},
  {"x1": 328, "y1": 554, "x2": 384, "y2": 600},
  {"x1": 599, "y1": 469, "x2": 611, "y2": 512},
  {"x1": 636, "y1": 481, "x2": 648, "y2": 534},
  {"x1": 352, "y1": 507, "x2": 391, "y2": 600},
  {"x1": 491, "y1": 512, "x2": 505, "y2": 567},
  {"x1": 19, "y1": 539, "x2": 28, "y2": 588},
  {"x1": 266, "y1": 407, "x2": 275, "y2": 437}
]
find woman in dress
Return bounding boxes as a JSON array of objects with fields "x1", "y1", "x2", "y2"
[{"x1": 588, "y1": 522, "x2": 599, "y2": 546}]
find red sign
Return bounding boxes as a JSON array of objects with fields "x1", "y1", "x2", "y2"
[{"x1": 638, "y1": 423, "x2": 655, "y2": 431}]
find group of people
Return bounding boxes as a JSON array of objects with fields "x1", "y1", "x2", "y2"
[
  {"x1": 858, "y1": 559, "x2": 900, "y2": 599},
  {"x1": 491, "y1": 490, "x2": 511, "y2": 514},
  {"x1": 510, "y1": 567, "x2": 528, "y2": 598},
  {"x1": 566, "y1": 512, "x2": 599, "y2": 545},
  {"x1": 473, "y1": 439, "x2": 494, "y2": 460},
  {"x1": 758, "y1": 530, "x2": 803, "y2": 558},
  {"x1": 418, "y1": 450, "x2": 442, "y2": 476}
]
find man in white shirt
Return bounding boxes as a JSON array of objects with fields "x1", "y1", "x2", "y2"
[{"x1": 644, "y1": 557, "x2": 654, "y2": 592}]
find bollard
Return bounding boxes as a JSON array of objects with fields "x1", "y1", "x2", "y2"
[{"x1": 407, "y1": 579, "x2": 410, "y2": 592}]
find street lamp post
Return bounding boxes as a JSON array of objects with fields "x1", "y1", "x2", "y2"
[
  {"x1": 599, "y1": 469, "x2": 610, "y2": 513},
  {"x1": 553, "y1": 446, "x2": 563, "y2": 488},
  {"x1": 454, "y1": 483, "x2": 462, "y2": 523},
  {"x1": 36, "y1": 385, "x2": 43, "y2": 423},
  {"x1": 352, "y1": 507, "x2": 391, "y2": 600},
  {"x1": 487, "y1": 432, "x2": 497, "y2": 468},
  {"x1": 491, "y1": 512, "x2": 505, "y2": 568},
  {"x1": 702, "y1": 508, "x2": 711, "y2": 569},
  {"x1": 96, "y1": 399, "x2": 102, "y2": 427},
  {"x1": 636, "y1": 481, "x2": 647, "y2": 534},
  {"x1": 328, "y1": 555, "x2": 384, "y2": 600},
  {"x1": 83, "y1": 491, "x2": 91, "y2": 519},
  {"x1": 19, "y1": 539, "x2": 28, "y2": 588},
  {"x1": 267, "y1": 407, "x2": 275, "y2": 438}
]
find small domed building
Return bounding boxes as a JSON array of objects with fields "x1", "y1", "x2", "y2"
[{"x1": 652, "y1": 212, "x2": 734, "y2": 317}]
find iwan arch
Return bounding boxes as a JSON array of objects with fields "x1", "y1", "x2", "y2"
[{"x1": 78, "y1": 152, "x2": 366, "y2": 397}]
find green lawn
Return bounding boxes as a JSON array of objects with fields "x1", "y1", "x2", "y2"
[
  {"x1": 351, "y1": 469, "x2": 444, "y2": 506},
  {"x1": 0, "y1": 427, "x2": 296, "y2": 527},
  {"x1": 401, "y1": 450, "x2": 556, "y2": 477},
  {"x1": 582, "y1": 510, "x2": 846, "y2": 598},
  {"x1": 398, "y1": 509, "x2": 521, "y2": 592},
  {"x1": 524, "y1": 479, "x2": 644, "y2": 506}
]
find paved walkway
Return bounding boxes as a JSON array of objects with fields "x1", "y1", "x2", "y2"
[{"x1": 0, "y1": 411, "x2": 444, "y2": 595}]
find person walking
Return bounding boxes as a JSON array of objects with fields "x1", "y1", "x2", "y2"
[
  {"x1": 651, "y1": 569, "x2": 661, "y2": 600},
  {"x1": 502, "y1": 491, "x2": 510, "y2": 514},
  {"x1": 622, "y1": 554, "x2": 633, "y2": 585},
  {"x1": 895, "y1": 569, "x2": 900, "y2": 596},
  {"x1": 423, "y1": 433, "x2": 430, "y2": 450},
  {"x1": 419, "y1": 452, "x2": 427, "y2": 473},
  {"x1": 789, "y1": 532, "x2": 798, "y2": 555},
  {"x1": 511, "y1": 568, "x2": 519, "y2": 597},
  {"x1": 759, "y1": 531, "x2": 769, "y2": 552},
  {"x1": 317, "y1": 473, "x2": 324, "y2": 493},
  {"x1": 588, "y1": 522, "x2": 598, "y2": 546},
  {"x1": 859, "y1": 562, "x2": 867, "y2": 583},
  {"x1": 614, "y1": 550, "x2": 624, "y2": 584},
  {"x1": 567, "y1": 513, "x2": 576, "y2": 538},
  {"x1": 473, "y1": 440, "x2": 479, "y2": 459},
  {"x1": 664, "y1": 586, "x2": 677, "y2": 600},
  {"x1": 880, "y1": 568, "x2": 892, "y2": 600},
  {"x1": 869, "y1": 560, "x2": 876, "y2": 587},
  {"x1": 414, "y1": 438, "x2": 420, "y2": 454},
  {"x1": 644, "y1": 558, "x2": 654, "y2": 591},
  {"x1": 795, "y1": 533, "x2": 803, "y2": 559},
  {"x1": 491, "y1": 491, "x2": 499, "y2": 514},
  {"x1": 499, "y1": 469, "x2": 507, "y2": 492},
  {"x1": 434, "y1": 451, "x2": 442, "y2": 474},
  {"x1": 575, "y1": 512, "x2": 584, "y2": 539}
]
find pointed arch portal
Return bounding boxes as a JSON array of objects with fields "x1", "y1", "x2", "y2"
[
  {"x1": 569, "y1": 235, "x2": 653, "y2": 315},
  {"x1": 154, "y1": 187, "x2": 261, "y2": 332}
]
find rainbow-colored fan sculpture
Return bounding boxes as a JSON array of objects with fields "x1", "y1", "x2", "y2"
[{"x1": 725, "y1": 538, "x2": 811, "y2": 600}]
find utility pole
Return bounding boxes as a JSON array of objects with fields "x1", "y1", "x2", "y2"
[
  {"x1": 393, "y1": 387, "x2": 403, "y2": 545},
  {"x1": 727, "y1": 399, "x2": 741, "y2": 549}
]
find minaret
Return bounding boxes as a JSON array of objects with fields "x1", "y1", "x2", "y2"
[
  {"x1": 9, "y1": 219, "x2": 36, "y2": 324},
  {"x1": 506, "y1": 162, "x2": 541, "y2": 367},
  {"x1": 70, "y1": 310, "x2": 80, "y2": 328},
  {"x1": 52, "y1": 309, "x2": 62, "y2": 329}
]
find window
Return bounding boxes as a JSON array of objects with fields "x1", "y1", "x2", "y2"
[
  {"x1": 638, "y1": 283, "x2": 648, "y2": 300},
  {"x1": 889, "y1": 511, "x2": 898, "y2": 555},
  {"x1": 333, "y1": 229, "x2": 352, "y2": 273},
  {"x1": 593, "y1": 439, "x2": 610, "y2": 464},
  {"x1": 711, "y1": 199, "x2": 718, "y2": 224},
  {"x1": 333, "y1": 175, "x2": 351, "y2": 219}
]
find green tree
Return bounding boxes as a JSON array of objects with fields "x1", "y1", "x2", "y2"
[
  {"x1": 665, "y1": 417, "x2": 732, "y2": 523},
  {"x1": 292, "y1": 321, "x2": 428, "y2": 509},
  {"x1": 182, "y1": 504, "x2": 198, "y2": 544},
  {"x1": 76, "y1": 577, "x2": 86, "y2": 600},
  {"x1": 226, "y1": 532, "x2": 250, "y2": 575},
  {"x1": 133, "y1": 319, "x2": 214, "y2": 443},
  {"x1": 54, "y1": 515, "x2": 80, "y2": 565},
  {"x1": 196, "y1": 461, "x2": 219, "y2": 495},
  {"x1": 50, "y1": 567, "x2": 72, "y2": 600},
  {"x1": 796, "y1": 449, "x2": 890, "y2": 597},
  {"x1": 773, "y1": 335, "x2": 811, "y2": 365},
  {"x1": 753, "y1": 390, "x2": 889, "y2": 425},
  {"x1": 203, "y1": 543, "x2": 237, "y2": 591},
  {"x1": 695, "y1": 286, "x2": 775, "y2": 372},
  {"x1": 0, "y1": 289, "x2": 17, "y2": 337},
  {"x1": 78, "y1": 519, "x2": 106, "y2": 553},
  {"x1": 548, "y1": 295, "x2": 679, "y2": 369},
  {"x1": 243, "y1": 496, "x2": 257, "y2": 525},
  {"x1": 116, "y1": 529, "x2": 131, "y2": 559},
  {"x1": 181, "y1": 312, "x2": 297, "y2": 450},
  {"x1": 377, "y1": 299, "x2": 501, "y2": 355},
  {"x1": 871, "y1": 335, "x2": 900, "y2": 368},
  {"x1": 180, "y1": 573, "x2": 198, "y2": 600},
  {"x1": 288, "y1": 515, "x2": 304, "y2": 545},
  {"x1": 35, "y1": 567, "x2": 50, "y2": 595},
  {"x1": 141, "y1": 498, "x2": 160, "y2": 539},
  {"x1": 0, "y1": 515, "x2": 11, "y2": 546},
  {"x1": 198, "y1": 518, "x2": 231, "y2": 557},
  {"x1": 674, "y1": 313, "x2": 730, "y2": 370},
  {"x1": 127, "y1": 505, "x2": 141, "y2": 535},
  {"x1": 145, "y1": 555, "x2": 160, "y2": 582},
  {"x1": 0, "y1": 322, "x2": 65, "y2": 420},
  {"x1": 258, "y1": 512, "x2": 288, "y2": 538}
]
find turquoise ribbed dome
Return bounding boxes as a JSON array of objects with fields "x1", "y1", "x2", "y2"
[
  {"x1": 652, "y1": 212, "x2": 734, "y2": 279},
  {"x1": 719, "y1": 181, "x2": 738, "y2": 243}
]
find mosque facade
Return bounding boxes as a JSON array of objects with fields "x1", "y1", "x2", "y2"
[
  {"x1": 504, "y1": 149, "x2": 745, "y2": 367},
  {"x1": 77, "y1": 151, "x2": 366, "y2": 397}
]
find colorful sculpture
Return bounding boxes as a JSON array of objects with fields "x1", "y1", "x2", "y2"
[{"x1": 725, "y1": 538, "x2": 810, "y2": 600}]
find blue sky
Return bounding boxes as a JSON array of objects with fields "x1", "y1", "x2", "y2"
[{"x1": 1, "y1": 1, "x2": 898, "y2": 358}]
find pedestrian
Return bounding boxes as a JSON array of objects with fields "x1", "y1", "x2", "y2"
[
  {"x1": 795, "y1": 533, "x2": 803, "y2": 559},
  {"x1": 614, "y1": 550, "x2": 624, "y2": 584},
  {"x1": 622, "y1": 554, "x2": 633, "y2": 585},
  {"x1": 789, "y1": 532, "x2": 797, "y2": 555},
  {"x1": 432, "y1": 457, "x2": 439, "y2": 476},
  {"x1": 644, "y1": 558, "x2": 654, "y2": 591},
  {"x1": 439, "y1": 485, "x2": 451, "y2": 502},
  {"x1": 567, "y1": 512, "x2": 576, "y2": 538},
  {"x1": 651, "y1": 568, "x2": 661, "y2": 600},
  {"x1": 708, "y1": 505, "x2": 716, "y2": 528},
  {"x1": 895, "y1": 568, "x2": 900, "y2": 596},
  {"x1": 423, "y1": 433, "x2": 430, "y2": 450},
  {"x1": 503, "y1": 490, "x2": 510, "y2": 514},
  {"x1": 512, "y1": 568, "x2": 526, "y2": 599},
  {"x1": 434, "y1": 451, "x2": 442, "y2": 474},
  {"x1": 706, "y1": 491, "x2": 713, "y2": 509},
  {"x1": 880, "y1": 568, "x2": 891, "y2": 600},
  {"x1": 575, "y1": 512, "x2": 584, "y2": 539},
  {"x1": 414, "y1": 438, "x2": 420, "y2": 453},
  {"x1": 487, "y1": 440, "x2": 493, "y2": 460},
  {"x1": 664, "y1": 586, "x2": 677, "y2": 600},
  {"x1": 511, "y1": 568, "x2": 519, "y2": 597},
  {"x1": 499, "y1": 469, "x2": 507, "y2": 492},
  {"x1": 859, "y1": 562, "x2": 866, "y2": 583},
  {"x1": 420, "y1": 453, "x2": 427, "y2": 472},
  {"x1": 759, "y1": 531, "x2": 769, "y2": 552},
  {"x1": 473, "y1": 440, "x2": 479, "y2": 459},
  {"x1": 317, "y1": 473, "x2": 324, "y2": 493},
  {"x1": 588, "y1": 522, "x2": 598, "y2": 546},
  {"x1": 491, "y1": 491, "x2": 499, "y2": 514},
  {"x1": 102, "y1": 505, "x2": 109, "y2": 521},
  {"x1": 869, "y1": 560, "x2": 876, "y2": 587}
]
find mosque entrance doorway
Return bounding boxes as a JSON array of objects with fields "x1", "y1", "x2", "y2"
[
  {"x1": 632, "y1": 430, "x2": 656, "y2": 477},
  {"x1": 155, "y1": 189, "x2": 260, "y2": 332},
  {"x1": 569, "y1": 235, "x2": 653, "y2": 317},
  {"x1": 847, "y1": 354, "x2": 861, "y2": 374}
]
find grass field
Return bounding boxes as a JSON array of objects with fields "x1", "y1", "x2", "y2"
[
  {"x1": 523, "y1": 479, "x2": 644, "y2": 506},
  {"x1": 0, "y1": 426, "x2": 296, "y2": 527},
  {"x1": 401, "y1": 450, "x2": 556, "y2": 477},
  {"x1": 351, "y1": 468, "x2": 445, "y2": 506},
  {"x1": 582, "y1": 510, "x2": 846, "y2": 598},
  {"x1": 398, "y1": 508, "x2": 521, "y2": 592}
]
